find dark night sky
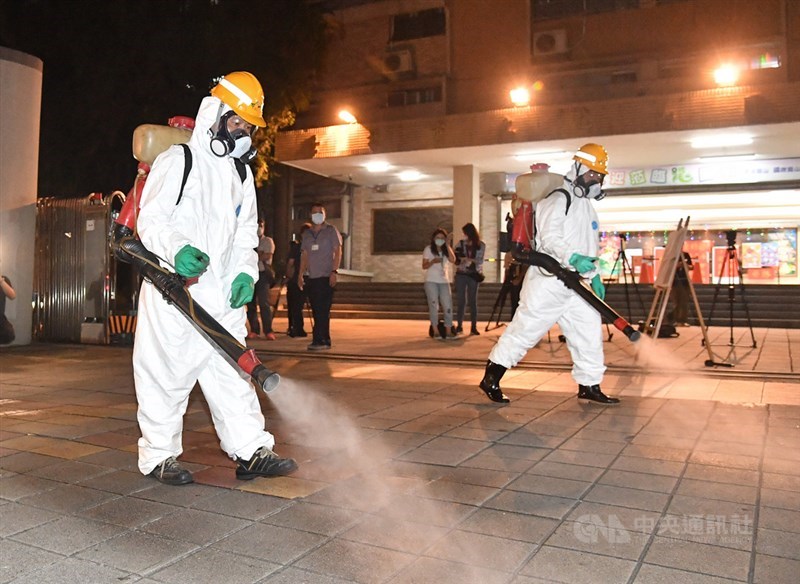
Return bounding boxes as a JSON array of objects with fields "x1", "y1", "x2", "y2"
[{"x1": 0, "y1": 0, "x2": 329, "y2": 196}]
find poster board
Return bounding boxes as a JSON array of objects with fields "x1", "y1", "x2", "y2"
[
  {"x1": 372, "y1": 207, "x2": 453, "y2": 254},
  {"x1": 654, "y1": 223, "x2": 688, "y2": 289}
]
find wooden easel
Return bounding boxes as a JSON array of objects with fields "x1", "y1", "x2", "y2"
[{"x1": 640, "y1": 217, "x2": 722, "y2": 366}]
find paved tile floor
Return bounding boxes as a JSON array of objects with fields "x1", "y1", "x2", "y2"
[{"x1": 1, "y1": 318, "x2": 798, "y2": 583}]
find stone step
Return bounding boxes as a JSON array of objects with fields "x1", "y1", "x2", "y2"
[{"x1": 276, "y1": 282, "x2": 800, "y2": 327}]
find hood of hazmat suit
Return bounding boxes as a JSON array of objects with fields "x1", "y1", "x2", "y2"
[
  {"x1": 136, "y1": 95, "x2": 259, "y2": 321},
  {"x1": 534, "y1": 163, "x2": 601, "y2": 278}
]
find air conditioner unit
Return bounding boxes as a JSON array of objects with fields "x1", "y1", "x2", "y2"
[
  {"x1": 383, "y1": 49, "x2": 414, "y2": 74},
  {"x1": 533, "y1": 29, "x2": 568, "y2": 56}
]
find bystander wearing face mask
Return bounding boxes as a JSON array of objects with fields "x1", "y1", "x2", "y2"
[
  {"x1": 311, "y1": 212, "x2": 325, "y2": 225},
  {"x1": 435, "y1": 238, "x2": 445, "y2": 247}
]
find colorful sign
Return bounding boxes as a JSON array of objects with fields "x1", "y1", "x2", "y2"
[{"x1": 606, "y1": 158, "x2": 800, "y2": 189}]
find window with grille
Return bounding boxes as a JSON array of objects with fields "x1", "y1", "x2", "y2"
[
  {"x1": 387, "y1": 86, "x2": 443, "y2": 107},
  {"x1": 533, "y1": 0, "x2": 640, "y2": 21},
  {"x1": 391, "y1": 8, "x2": 446, "y2": 41}
]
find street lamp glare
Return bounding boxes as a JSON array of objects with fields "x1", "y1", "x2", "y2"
[
  {"x1": 509, "y1": 86, "x2": 531, "y2": 107},
  {"x1": 713, "y1": 64, "x2": 739, "y2": 86},
  {"x1": 338, "y1": 109, "x2": 357, "y2": 124}
]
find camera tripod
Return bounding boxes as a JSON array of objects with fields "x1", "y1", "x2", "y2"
[
  {"x1": 485, "y1": 263, "x2": 523, "y2": 331},
  {"x1": 602, "y1": 235, "x2": 646, "y2": 341},
  {"x1": 707, "y1": 232, "x2": 757, "y2": 348}
]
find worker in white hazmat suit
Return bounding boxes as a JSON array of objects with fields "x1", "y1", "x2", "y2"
[
  {"x1": 134, "y1": 71, "x2": 298, "y2": 485},
  {"x1": 479, "y1": 143, "x2": 620, "y2": 405}
]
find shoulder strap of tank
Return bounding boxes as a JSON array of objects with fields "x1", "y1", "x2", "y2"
[
  {"x1": 234, "y1": 159, "x2": 247, "y2": 183},
  {"x1": 176, "y1": 144, "x2": 192, "y2": 206},
  {"x1": 532, "y1": 187, "x2": 572, "y2": 249},
  {"x1": 546, "y1": 188, "x2": 572, "y2": 215},
  {"x1": 175, "y1": 145, "x2": 247, "y2": 206}
]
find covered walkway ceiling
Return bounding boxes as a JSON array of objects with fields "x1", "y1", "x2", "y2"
[{"x1": 278, "y1": 121, "x2": 800, "y2": 189}]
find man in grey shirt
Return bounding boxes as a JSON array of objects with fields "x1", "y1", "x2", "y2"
[{"x1": 298, "y1": 203, "x2": 342, "y2": 350}]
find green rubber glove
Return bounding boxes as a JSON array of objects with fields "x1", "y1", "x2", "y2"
[
  {"x1": 230, "y1": 272, "x2": 255, "y2": 308},
  {"x1": 591, "y1": 274, "x2": 606, "y2": 300},
  {"x1": 174, "y1": 244, "x2": 210, "y2": 278},
  {"x1": 568, "y1": 253, "x2": 598, "y2": 274}
]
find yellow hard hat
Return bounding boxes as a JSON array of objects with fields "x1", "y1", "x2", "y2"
[
  {"x1": 210, "y1": 71, "x2": 266, "y2": 127},
  {"x1": 573, "y1": 143, "x2": 609, "y2": 175}
]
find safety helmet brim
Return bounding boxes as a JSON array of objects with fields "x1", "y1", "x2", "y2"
[
  {"x1": 210, "y1": 72, "x2": 267, "y2": 128},
  {"x1": 573, "y1": 143, "x2": 609, "y2": 175}
]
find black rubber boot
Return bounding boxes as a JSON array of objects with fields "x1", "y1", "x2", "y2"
[
  {"x1": 578, "y1": 384, "x2": 620, "y2": 404},
  {"x1": 149, "y1": 457, "x2": 193, "y2": 486},
  {"x1": 236, "y1": 446, "x2": 298, "y2": 480},
  {"x1": 479, "y1": 361, "x2": 510, "y2": 403}
]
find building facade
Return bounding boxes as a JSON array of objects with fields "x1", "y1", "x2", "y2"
[{"x1": 275, "y1": 0, "x2": 800, "y2": 284}]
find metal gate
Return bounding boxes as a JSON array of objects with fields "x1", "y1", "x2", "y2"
[{"x1": 33, "y1": 193, "x2": 136, "y2": 344}]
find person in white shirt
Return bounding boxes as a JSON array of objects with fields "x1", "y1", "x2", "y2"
[{"x1": 422, "y1": 228, "x2": 456, "y2": 340}]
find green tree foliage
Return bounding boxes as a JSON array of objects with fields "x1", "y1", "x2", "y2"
[{"x1": 0, "y1": 0, "x2": 331, "y2": 194}]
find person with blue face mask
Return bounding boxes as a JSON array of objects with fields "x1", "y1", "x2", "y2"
[
  {"x1": 298, "y1": 203, "x2": 342, "y2": 350},
  {"x1": 422, "y1": 228, "x2": 456, "y2": 340}
]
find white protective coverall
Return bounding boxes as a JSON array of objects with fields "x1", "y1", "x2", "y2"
[
  {"x1": 488, "y1": 165, "x2": 606, "y2": 386},
  {"x1": 134, "y1": 96, "x2": 273, "y2": 475}
]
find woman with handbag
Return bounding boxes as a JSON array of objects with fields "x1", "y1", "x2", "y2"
[
  {"x1": 454, "y1": 223, "x2": 485, "y2": 336},
  {"x1": 422, "y1": 228, "x2": 456, "y2": 340}
]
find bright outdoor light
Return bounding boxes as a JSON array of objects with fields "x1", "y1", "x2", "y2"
[
  {"x1": 690, "y1": 133, "x2": 753, "y2": 149},
  {"x1": 398, "y1": 170, "x2": 422, "y2": 181},
  {"x1": 713, "y1": 64, "x2": 739, "y2": 86},
  {"x1": 338, "y1": 109, "x2": 357, "y2": 124},
  {"x1": 365, "y1": 161, "x2": 391, "y2": 173},
  {"x1": 509, "y1": 86, "x2": 531, "y2": 107},
  {"x1": 513, "y1": 150, "x2": 568, "y2": 161},
  {"x1": 699, "y1": 153, "x2": 756, "y2": 163}
]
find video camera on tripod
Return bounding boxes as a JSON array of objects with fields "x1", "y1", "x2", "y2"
[{"x1": 707, "y1": 228, "x2": 757, "y2": 349}]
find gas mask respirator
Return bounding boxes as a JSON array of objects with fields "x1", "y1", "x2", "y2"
[
  {"x1": 210, "y1": 109, "x2": 257, "y2": 164},
  {"x1": 571, "y1": 164, "x2": 607, "y2": 201}
]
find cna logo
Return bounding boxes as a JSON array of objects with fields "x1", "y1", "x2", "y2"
[{"x1": 573, "y1": 514, "x2": 631, "y2": 544}]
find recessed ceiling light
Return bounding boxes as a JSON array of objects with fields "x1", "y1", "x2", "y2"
[
  {"x1": 690, "y1": 134, "x2": 753, "y2": 149},
  {"x1": 398, "y1": 170, "x2": 422, "y2": 181},
  {"x1": 513, "y1": 150, "x2": 568, "y2": 161},
  {"x1": 365, "y1": 161, "x2": 391, "y2": 173},
  {"x1": 699, "y1": 153, "x2": 756, "y2": 163}
]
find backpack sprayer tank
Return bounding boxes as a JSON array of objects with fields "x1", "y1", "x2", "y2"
[
  {"x1": 112, "y1": 116, "x2": 281, "y2": 393},
  {"x1": 113, "y1": 115, "x2": 194, "y2": 259}
]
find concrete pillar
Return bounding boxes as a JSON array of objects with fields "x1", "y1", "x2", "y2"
[
  {"x1": 341, "y1": 185, "x2": 353, "y2": 270},
  {"x1": 0, "y1": 47, "x2": 42, "y2": 346},
  {"x1": 452, "y1": 164, "x2": 479, "y2": 236},
  {"x1": 272, "y1": 164, "x2": 293, "y2": 271}
]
